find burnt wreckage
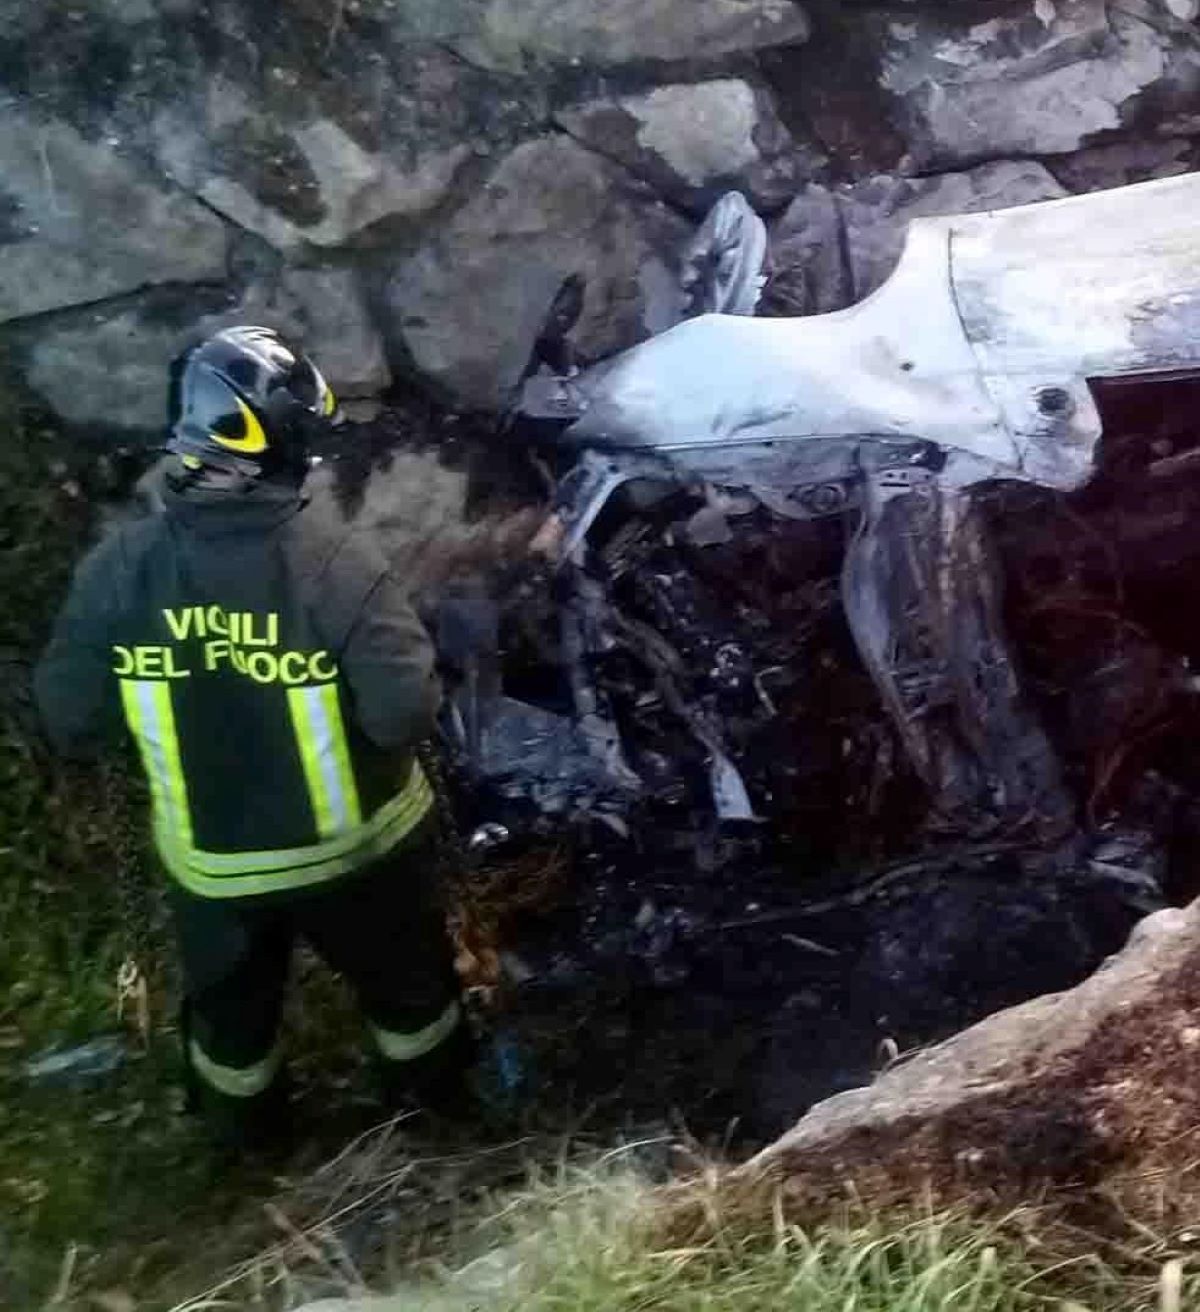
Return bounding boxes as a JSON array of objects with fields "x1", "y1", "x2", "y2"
[{"x1": 436, "y1": 177, "x2": 1200, "y2": 1123}]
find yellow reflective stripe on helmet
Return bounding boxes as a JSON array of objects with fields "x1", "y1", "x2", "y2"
[
  {"x1": 287, "y1": 684, "x2": 363, "y2": 839},
  {"x1": 154, "y1": 762, "x2": 433, "y2": 898},
  {"x1": 211, "y1": 395, "x2": 268, "y2": 455},
  {"x1": 120, "y1": 678, "x2": 193, "y2": 850},
  {"x1": 188, "y1": 1036, "x2": 282, "y2": 1098},
  {"x1": 370, "y1": 1000, "x2": 461, "y2": 1063}
]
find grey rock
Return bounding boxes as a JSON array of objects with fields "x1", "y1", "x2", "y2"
[
  {"x1": 557, "y1": 79, "x2": 818, "y2": 212},
  {"x1": 2, "y1": 9, "x2": 547, "y2": 258},
  {"x1": 745, "y1": 901, "x2": 1200, "y2": 1197},
  {"x1": 0, "y1": 110, "x2": 228, "y2": 323},
  {"x1": 24, "y1": 294, "x2": 219, "y2": 435},
  {"x1": 1050, "y1": 138, "x2": 1198, "y2": 193},
  {"x1": 761, "y1": 183, "x2": 848, "y2": 317},
  {"x1": 290, "y1": 1303, "x2": 397, "y2": 1312},
  {"x1": 23, "y1": 266, "x2": 387, "y2": 432},
  {"x1": 766, "y1": 161, "x2": 1066, "y2": 316},
  {"x1": 152, "y1": 81, "x2": 474, "y2": 255},
  {"x1": 454, "y1": 0, "x2": 811, "y2": 70},
  {"x1": 388, "y1": 135, "x2": 691, "y2": 411},
  {"x1": 882, "y1": 3, "x2": 1172, "y2": 168},
  {"x1": 274, "y1": 266, "x2": 392, "y2": 398}
]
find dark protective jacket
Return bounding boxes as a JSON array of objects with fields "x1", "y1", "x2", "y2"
[{"x1": 35, "y1": 479, "x2": 439, "y2": 899}]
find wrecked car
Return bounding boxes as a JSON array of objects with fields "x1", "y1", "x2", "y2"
[
  {"x1": 420, "y1": 176, "x2": 1200, "y2": 1131},
  {"x1": 438, "y1": 176, "x2": 1200, "y2": 857}
]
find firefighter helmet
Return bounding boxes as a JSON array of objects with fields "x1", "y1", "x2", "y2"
[{"x1": 167, "y1": 326, "x2": 338, "y2": 477}]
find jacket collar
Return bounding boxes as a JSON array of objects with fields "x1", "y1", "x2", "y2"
[{"x1": 163, "y1": 477, "x2": 306, "y2": 536}]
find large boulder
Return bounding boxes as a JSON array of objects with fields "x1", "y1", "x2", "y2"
[
  {"x1": 766, "y1": 161, "x2": 1067, "y2": 315},
  {"x1": 20, "y1": 265, "x2": 388, "y2": 433},
  {"x1": 556, "y1": 79, "x2": 820, "y2": 213},
  {"x1": 153, "y1": 94, "x2": 473, "y2": 256},
  {"x1": 146, "y1": 39, "x2": 545, "y2": 255},
  {"x1": 0, "y1": 109, "x2": 228, "y2": 322},
  {"x1": 387, "y1": 135, "x2": 692, "y2": 411},
  {"x1": 1, "y1": 6, "x2": 548, "y2": 258},
  {"x1": 881, "y1": 2, "x2": 1173, "y2": 169},
  {"x1": 453, "y1": 0, "x2": 811, "y2": 70},
  {"x1": 741, "y1": 900, "x2": 1200, "y2": 1207}
]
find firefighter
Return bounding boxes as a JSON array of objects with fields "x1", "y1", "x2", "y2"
[{"x1": 35, "y1": 326, "x2": 469, "y2": 1145}]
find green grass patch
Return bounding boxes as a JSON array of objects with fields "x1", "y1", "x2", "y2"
[
  {"x1": 445, "y1": 1164, "x2": 1054, "y2": 1312},
  {"x1": 0, "y1": 390, "x2": 191, "y2": 1305},
  {"x1": 199, "y1": 1148, "x2": 1196, "y2": 1312}
]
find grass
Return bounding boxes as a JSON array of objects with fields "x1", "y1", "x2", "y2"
[
  {"x1": 0, "y1": 391, "x2": 199, "y2": 1305},
  {"x1": 174, "y1": 1142, "x2": 1200, "y2": 1312},
  {"x1": 452, "y1": 1163, "x2": 1047, "y2": 1312}
]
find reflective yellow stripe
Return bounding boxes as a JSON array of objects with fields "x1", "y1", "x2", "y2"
[
  {"x1": 371, "y1": 1000, "x2": 461, "y2": 1062},
  {"x1": 120, "y1": 678, "x2": 193, "y2": 849},
  {"x1": 181, "y1": 761, "x2": 427, "y2": 873},
  {"x1": 156, "y1": 762, "x2": 434, "y2": 898},
  {"x1": 287, "y1": 684, "x2": 363, "y2": 838},
  {"x1": 324, "y1": 683, "x2": 362, "y2": 829},
  {"x1": 189, "y1": 1036, "x2": 282, "y2": 1098}
]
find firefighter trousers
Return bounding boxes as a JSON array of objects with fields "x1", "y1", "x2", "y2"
[{"x1": 168, "y1": 819, "x2": 464, "y2": 1137}]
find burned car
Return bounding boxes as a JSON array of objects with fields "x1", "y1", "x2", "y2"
[
  {"x1": 429, "y1": 178, "x2": 1200, "y2": 1129},
  {"x1": 442, "y1": 177, "x2": 1200, "y2": 848}
]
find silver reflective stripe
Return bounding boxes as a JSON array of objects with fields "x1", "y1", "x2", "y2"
[
  {"x1": 188, "y1": 1036, "x2": 282, "y2": 1098},
  {"x1": 287, "y1": 683, "x2": 363, "y2": 838},
  {"x1": 370, "y1": 1000, "x2": 461, "y2": 1062}
]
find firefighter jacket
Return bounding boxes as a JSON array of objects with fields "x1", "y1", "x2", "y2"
[{"x1": 35, "y1": 478, "x2": 439, "y2": 898}]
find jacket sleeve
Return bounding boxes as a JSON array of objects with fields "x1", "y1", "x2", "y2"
[
  {"x1": 34, "y1": 535, "x2": 125, "y2": 758},
  {"x1": 338, "y1": 568, "x2": 441, "y2": 751}
]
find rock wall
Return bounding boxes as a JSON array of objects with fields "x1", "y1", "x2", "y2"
[{"x1": 2, "y1": 0, "x2": 1199, "y2": 435}]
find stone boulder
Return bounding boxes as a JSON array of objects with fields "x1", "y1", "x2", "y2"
[
  {"x1": 388, "y1": 135, "x2": 691, "y2": 411},
  {"x1": 1049, "y1": 138, "x2": 1200, "y2": 194},
  {"x1": 765, "y1": 161, "x2": 1066, "y2": 315},
  {"x1": 1, "y1": 5, "x2": 549, "y2": 259},
  {"x1": 556, "y1": 79, "x2": 821, "y2": 213},
  {"x1": 153, "y1": 97, "x2": 473, "y2": 257},
  {"x1": 147, "y1": 39, "x2": 545, "y2": 256},
  {"x1": 453, "y1": 0, "x2": 811, "y2": 70},
  {"x1": 881, "y1": 2, "x2": 1173, "y2": 169},
  {"x1": 740, "y1": 901, "x2": 1200, "y2": 1207},
  {"x1": 20, "y1": 266, "x2": 388, "y2": 434},
  {"x1": 0, "y1": 109, "x2": 228, "y2": 322}
]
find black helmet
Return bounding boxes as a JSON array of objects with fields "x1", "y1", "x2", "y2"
[{"x1": 167, "y1": 325, "x2": 338, "y2": 477}]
